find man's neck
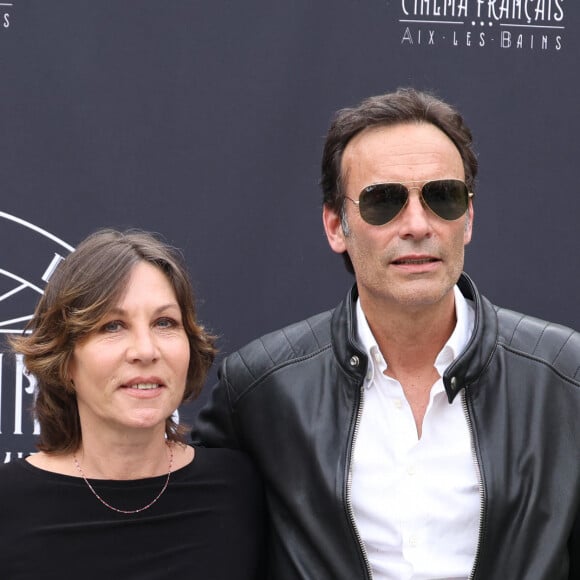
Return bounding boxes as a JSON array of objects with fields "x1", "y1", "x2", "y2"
[{"x1": 359, "y1": 289, "x2": 457, "y2": 377}]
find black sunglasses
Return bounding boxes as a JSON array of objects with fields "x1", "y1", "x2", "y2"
[{"x1": 345, "y1": 179, "x2": 474, "y2": 226}]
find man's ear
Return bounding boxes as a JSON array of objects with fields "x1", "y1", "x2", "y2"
[
  {"x1": 464, "y1": 202, "x2": 474, "y2": 245},
  {"x1": 322, "y1": 205, "x2": 347, "y2": 254}
]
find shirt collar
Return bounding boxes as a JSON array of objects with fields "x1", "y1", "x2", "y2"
[{"x1": 356, "y1": 286, "x2": 475, "y2": 388}]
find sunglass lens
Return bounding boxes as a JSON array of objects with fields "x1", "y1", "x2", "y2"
[
  {"x1": 359, "y1": 184, "x2": 408, "y2": 225},
  {"x1": 422, "y1": 179, "x2": 469, "y2": 220}
]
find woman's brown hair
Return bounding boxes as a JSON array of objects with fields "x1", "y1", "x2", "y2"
[{"x1": 9, "y1": 228, "x2": 216, "y2": 453}]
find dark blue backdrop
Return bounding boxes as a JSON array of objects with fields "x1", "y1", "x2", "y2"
[{"x1": 1, "y1": 0, "x2": 578, "y2": 459}]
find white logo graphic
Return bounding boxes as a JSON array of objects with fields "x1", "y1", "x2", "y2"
[
  {"x1": 399, "y1": 0, "x2": 565, "y2": 51},
  {"x1": 0, "y1": 1, "x2": 13, "y2": 29},
  {"x1": 0, "y1": 212, "x2": 73, "y2": 461},
  {"x1": 0, "y1": 212, "x2": 74, "y2": 334}
]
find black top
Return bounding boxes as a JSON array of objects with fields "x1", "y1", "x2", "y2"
[{"x1": 0, "y1": 447, "x2": 265, "y2": 580}]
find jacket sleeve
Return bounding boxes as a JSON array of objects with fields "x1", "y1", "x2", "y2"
[{"x1": 191, "y1": 359, "x2": 243, "y2": 450}]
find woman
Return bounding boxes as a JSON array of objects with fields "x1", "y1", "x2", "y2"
[{"x1": 0, "y1": 229, "x2": 264, "y2": 580}]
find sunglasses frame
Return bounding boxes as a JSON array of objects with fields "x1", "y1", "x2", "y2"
[{"x1": 344, "y1": 179, "x2": 474, "y2": 226}]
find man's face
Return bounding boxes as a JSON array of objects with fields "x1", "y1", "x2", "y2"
[{"x1": 323, "y1": 122, "x2": 473, "y2": 315}]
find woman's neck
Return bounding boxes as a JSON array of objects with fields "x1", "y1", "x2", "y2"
[{"x1": 74, "y1": 434, "x2": 171, "y2": 480}]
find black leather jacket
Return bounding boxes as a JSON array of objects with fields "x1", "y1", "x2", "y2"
[{"x1": 192, "y1": 274, "x2": 580, "y2": 579}]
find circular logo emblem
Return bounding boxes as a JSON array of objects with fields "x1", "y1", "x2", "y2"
[
  {"x1": 0, "y1": 212, "x2": 74, "y2": 460},
  {"x1": 0, "y1": 212, "x2": 74, "y2": 335}
]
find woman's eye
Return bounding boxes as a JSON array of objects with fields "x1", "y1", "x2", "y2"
[
  {"x1": 156, "y1": 317, "x2": 178, "y2": 329},
  {"x1": 102, "y1": 320, "x2": 123, "y2": 332}
]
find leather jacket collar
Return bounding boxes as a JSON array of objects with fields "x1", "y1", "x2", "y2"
[{"x1": 330, "y1": 272, "x2": 497, "y2": 403}]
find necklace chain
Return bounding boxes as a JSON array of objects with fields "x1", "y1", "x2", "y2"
[{"x1": 73, "y1": 443, "x2": 174, "y2": 515}]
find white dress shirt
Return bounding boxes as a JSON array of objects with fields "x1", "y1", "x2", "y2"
[{"x1": 351, "y1": 286, "x2": 480, "y2": 580}]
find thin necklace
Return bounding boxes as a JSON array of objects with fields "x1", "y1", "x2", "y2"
[{"x1": 73, "y1": 443, "x2": 174, "y2": 515}]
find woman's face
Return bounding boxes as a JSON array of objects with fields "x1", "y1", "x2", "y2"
[{"x1": 68, "y1": 261, "x2": 190, "y2": 439}]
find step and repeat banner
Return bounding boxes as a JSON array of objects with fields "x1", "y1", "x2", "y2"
[{"x1": 1, "y1": 1, "x2": 578, "y2": 460}]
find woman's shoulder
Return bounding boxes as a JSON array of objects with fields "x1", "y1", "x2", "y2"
[
  {"x1": 0, "y1": 457, "x2": 32, "y2": 479},
  {"x1": 191, "y1": 446, "x2": 256, "y2": 468},
  {"x1": 186, "y1": 446, "x2": 262, "y2": 485},
  {"x1": 0, "y1": 458, "x2": 43, "y2": 504},
  {"x1": 0, "y1": 455, "x2": 73, "y2": 486}
]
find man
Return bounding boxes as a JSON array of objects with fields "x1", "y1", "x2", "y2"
[{"x1": 192, "y1": 88, "x2": 580, "y2": 579}]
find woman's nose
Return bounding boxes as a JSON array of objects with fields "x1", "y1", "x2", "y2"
[{"x1": 126, "y1": 328, "x2": 160, "y2": 363}]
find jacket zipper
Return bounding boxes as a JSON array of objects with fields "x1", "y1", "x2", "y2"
[
  {"x1": 463, "y1": 387, "x2": 486, "y2": 580},
  {"x1": 345, "y1": 384, "x2": 374, "y2": 580}
]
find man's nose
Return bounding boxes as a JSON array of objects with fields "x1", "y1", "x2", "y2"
[{"x1": 397, "y1": 188, "x2": 433, "y2": 238}]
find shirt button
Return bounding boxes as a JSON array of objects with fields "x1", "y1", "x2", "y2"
[
  {"x1": 407, "y1": 465, "x2": 416, "y2": 476},
  {"x1": 373, "y1": 352, "x2": 382, "y2": 364},
  {"x1": 409, "y1": 534, "x2": 418, "y2": 547},
  {"x1": 394, "y1": 399, "x2": 403, "y2": 409}
]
